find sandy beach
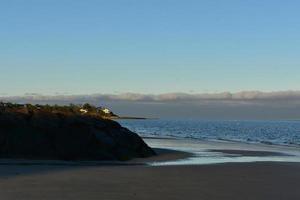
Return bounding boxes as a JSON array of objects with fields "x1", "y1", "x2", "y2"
[
  {"x1": 1, "y1": 161, "x2": 300, "y2": 200},
  {"x1": 1, "y1": 138, "x2": 300, "y2": 200}
]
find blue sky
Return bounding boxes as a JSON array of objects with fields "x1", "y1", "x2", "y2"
[{"x1": 1, "y1": 0, "x2": 300, "y2": 95}]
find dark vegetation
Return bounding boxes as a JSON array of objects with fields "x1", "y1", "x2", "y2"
[
  {"x1": 0, "y1": 102, "x2": 118, "y2": 118},
  {"x1": 0, "y1": 102, "x2": 155, "y2": 161}
]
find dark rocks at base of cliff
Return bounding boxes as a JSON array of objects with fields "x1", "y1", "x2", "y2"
[{"x1": 0, "y1": 111, "x2": 156, "y2": 161}]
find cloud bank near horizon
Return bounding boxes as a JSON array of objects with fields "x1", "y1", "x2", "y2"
[
  {"x1": 1, "y1": 91, "x2": 300, "y2": 119},
  {"x1": 1, "y1": 90, "x2": 300, "y2": 103}
]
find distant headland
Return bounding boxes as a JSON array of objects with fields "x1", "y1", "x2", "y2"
[
  {"x1": 0, "y1": 102, "x2": 148, "y2": 120},
  {"x1": 0, "y1": 102, "x2": 117, "y2": 118}
]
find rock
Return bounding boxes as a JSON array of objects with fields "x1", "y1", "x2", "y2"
[{"x1": 0, "y1": 111, "x2": 156, "y2": 161}]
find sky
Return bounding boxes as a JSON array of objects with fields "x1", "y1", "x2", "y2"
[
  {"x1": 1, "y1": 0, "x2": 300, "y2": 119},
  {"x1": 1, "y1": 0, "x2": 300, "y2": 95}
]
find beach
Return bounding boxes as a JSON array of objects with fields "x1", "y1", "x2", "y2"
[
  {"x1": 1, "y1": 138, "x2": 300, "y2": 200},
  {"x1": 1, "y1": 162, "x2": 300, "y2": 200}
]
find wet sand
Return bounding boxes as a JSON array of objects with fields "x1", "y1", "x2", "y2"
[
  {"x1": 1, "y1": 137, "x2": 300, "y2": 200},
  {"x1": 0, "y1": 162, "x2": 300, "y2": 200},
  {"x1": 208, "y1": 149, "x2": 290, "y2": 157},
  {"x1": 0, "y1": 148, "x2": 191, "y2": 167},
  {"x1": 0, "y1": 149, "x2": 300, "y2": 200}
]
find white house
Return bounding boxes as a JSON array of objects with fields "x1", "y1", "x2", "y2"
[
  {"x1": 102, "y1": 108, "x2": 111, "y2": 114},
  {"x1": 80, "y1": 108, "x2": 88, "y2": 114}
]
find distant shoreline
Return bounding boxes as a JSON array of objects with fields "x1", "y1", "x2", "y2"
[{"x1": 110, "y1": 116, "x2": 158, "y2": 120}]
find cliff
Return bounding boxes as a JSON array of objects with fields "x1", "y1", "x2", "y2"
[{"x1": 0, "y1": 110, "x2": 156, "y2": 161}]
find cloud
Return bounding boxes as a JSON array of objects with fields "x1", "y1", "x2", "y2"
[
  {"x1": 1, "y1": 90, "x2": 300, "y2": 104},
  {"x1": 1, "y1": 91, "x2": 300, "y2": 119}
]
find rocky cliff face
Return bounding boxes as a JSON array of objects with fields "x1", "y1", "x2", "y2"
[{"x1": 0, "y1": 111, "x2": 156, "y2": 161}]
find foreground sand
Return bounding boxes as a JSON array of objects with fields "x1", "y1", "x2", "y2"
[
  {"x1": 1, "y1": 138, "x2": 300, "y2": 200},
  {"x1": 1, "y1": 157, "x2": 300, "y2": 200}
]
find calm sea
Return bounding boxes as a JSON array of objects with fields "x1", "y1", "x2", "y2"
[{"x1": 118, "y1": 119, "x2": 300, "y2": 147}]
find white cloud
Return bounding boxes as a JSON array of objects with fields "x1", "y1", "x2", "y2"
[
  {"x1": 1, "y1": 90, "x2": 300, "y2": 104},
  {"x1": 1, "y1": 91, "x2": 300, "y2": 119}
]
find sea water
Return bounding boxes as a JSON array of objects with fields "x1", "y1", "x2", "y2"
[
  {"x1": 118, "y1": 119, "x2": 300, "y2": 165},
  {"x1": 119, "y1": 119, "x2": 300, "y2": 147}
]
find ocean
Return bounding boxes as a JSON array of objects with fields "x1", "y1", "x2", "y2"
[{"x1": 118, "y1": 119, "x2": 300, "y2": 147}]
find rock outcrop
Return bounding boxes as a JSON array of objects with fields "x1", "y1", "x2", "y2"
[{"x1": 0, "y1": 111, "x2": 156, "y2": 161}]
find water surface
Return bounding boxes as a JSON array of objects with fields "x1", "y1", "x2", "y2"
[
  {"x1": 119, "y1": 119, "x2": 300, "y2": 165},
  {"x1": 119, "y1": 119, "x2": 300, "y2": 147}
]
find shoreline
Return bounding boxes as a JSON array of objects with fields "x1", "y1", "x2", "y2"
[
  {"x1": 141, "y1": 135, "x2": 300, "y2": 149},
  {"x1": 0, "y1": 137, "x2": 299, "y2": 166},
  {"x1": 110, "y1": 116, "x2": 158, "y2": 120},
  {"x1": 0, "y1": 148, "x2": 192, "y2": 167}
]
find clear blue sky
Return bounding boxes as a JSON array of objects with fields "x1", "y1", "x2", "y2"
[{"x1": 1, "y1": 0, "x2": 300, "y2": 95}]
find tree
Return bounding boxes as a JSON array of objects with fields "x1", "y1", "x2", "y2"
[{"x1": 82, "y1": 103, "x2": 96, "y2": 112}]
